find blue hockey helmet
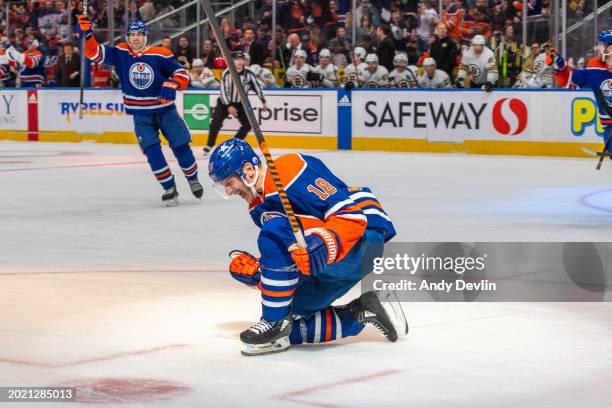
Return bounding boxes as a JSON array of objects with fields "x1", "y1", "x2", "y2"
[
  {"x1": 597, "y1": 29, "x2": 612, "y2": 46},
  {"x1": 127, "y1": 20, "x2": 148, "y2": 36},
  {"x1": 208, "y1": 138, "x2": 260, "y2": 183}
]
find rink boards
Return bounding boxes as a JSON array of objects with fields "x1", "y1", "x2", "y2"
[{"x1": 0, "y1": 88, "x2": 606, "y2": 157}]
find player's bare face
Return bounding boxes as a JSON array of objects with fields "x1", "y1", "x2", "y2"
[
  {"x1": 473, "y1": 44, "x2": 484, "y2": 55},
  {"x1": 294, "y1": 56, "x2": 305, "y2": 67},
  {"x1": 368, "y1": 62, "x2": 377, "y2": 73},
  {"x1": 218, "y1": 163, "x2": 262, "y2": 202},
  {"x1": 320, "y1": 56, "x2": 330, "y2": 67},
  {"x1": 426, "y1": 65, "x2": 435, "y2": 77},
  {"x1": 128, "y1": 32, "x2": 146, "y2": 52},
  {"x1": 221, "y1": 175, "x2": 254, "y2": 202}
]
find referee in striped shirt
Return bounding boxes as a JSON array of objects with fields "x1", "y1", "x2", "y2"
[{"x1": 203, "y1": 51, "x2": 268, "y2": 155}]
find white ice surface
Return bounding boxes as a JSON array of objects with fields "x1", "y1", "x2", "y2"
[{"x1": 1, "y1": 141, "x2": 612, "y2": 408}]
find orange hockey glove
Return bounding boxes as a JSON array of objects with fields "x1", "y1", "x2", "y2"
[{"x1": 229, "y1": 250, "x2": 261, "y2": 288}]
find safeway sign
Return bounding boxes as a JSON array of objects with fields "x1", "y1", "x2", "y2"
[{"x1": 351, "y1": 90, "x2": 533, "y2": 143}]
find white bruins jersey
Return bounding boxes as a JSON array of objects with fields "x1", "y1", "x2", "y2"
[
  {"x1": 249, "y1": 64, "x2": 278, "y2": 87},
  {"x1": 458, "y1": 46, "x2": 498, "y2": 86},
  {"x1": 389, "y1": 66, "x2": 419, "y2": 88},
  {"x1": 515, "y1": 53, "x2": 554, "y2": 88},
  {"x1": 359, "y1": 65, "x2": 390, "y2": 88},
  {"x1": 344, "y1": 62, "x2": 367, "y2": 85},
  {"x1": 190, "y1": 68, "x2": 219, "y2": 88},
  {"x1": 312, "y1": 63, "x2": 340, "y2": 88},
  {"x1": 418, "y1": 69, "x2": 452, "y2": 88},
  {"x1": 286, "y1": 63, "x2": 312, "y2": 88}
]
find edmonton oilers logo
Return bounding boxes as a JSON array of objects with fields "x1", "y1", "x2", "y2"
[
  {"x1": 601, "y1": 79, "x2": 612, "y2": 105},
  {"x1": 129, "y1": 62, "x2": 154, "y2": 89}
]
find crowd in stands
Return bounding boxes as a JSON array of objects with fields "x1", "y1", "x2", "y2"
[{"x1": 0, "y1": 0, "x2": 602, "y2": 89}]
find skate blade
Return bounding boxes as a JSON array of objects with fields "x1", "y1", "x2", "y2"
[
  {"x1": 380, "y1": 290, "x2": 409, "y2": 337},
  {"x1": 164, "y1": 199, "x2": 180, "y2": 207},
  {"x1": 241, "y1": 337, "x2": 290, "y2": 356}
]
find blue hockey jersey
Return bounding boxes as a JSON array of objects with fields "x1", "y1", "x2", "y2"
[
  {"x1": 19, "y1": 50, "x2": 46, "y2": 87},
  {"x1": 84, "y1": 39, "x2": 190, "y2": 115},
  {"x1": 557, "y1": 67, "x2": 612, "y2": 125},
  {"x1": 248, "y1": 153, "x2": 396, "y2": 261}
]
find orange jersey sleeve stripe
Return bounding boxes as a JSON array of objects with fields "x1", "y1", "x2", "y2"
[
  {"x1": 355, "y1": 200, "x2": 382, "y2": 209},
  {"x1": 171, "y1": 72, "x2": 190, "y2": 90},
  {"x1": 24, "y1": 50, "x2": 42, "y2": 68},
  {"x1": 124, "y1": 99, "x2": 160, "y2": 106}
]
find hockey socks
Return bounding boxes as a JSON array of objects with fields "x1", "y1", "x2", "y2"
[
  {"x1": 259, "y1": 264, "x2": 301, "y2": 323},
  {"x1": 289, "y1": 306, "x2": 364, "y2": 345},
  {"x1": 171, "y1": 143, "x2": 198, "y2": 181},
  {"x1": 144, "y1": 143, "x2": 175, "y2": 190}
]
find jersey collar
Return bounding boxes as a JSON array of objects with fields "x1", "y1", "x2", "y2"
[{"x1": 127, "y1": 44, "x2": 151, "y2": 58}]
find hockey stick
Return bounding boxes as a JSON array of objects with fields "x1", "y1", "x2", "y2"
[
  {"x1": 592, "y1": 88, "x2": 612, "y2": 170},
  {"x1": 78, "y1": 0, "x2": 88, "y2": 120},
  {"x1": 331, "y1": 62, "x2": 341, "y2": 88},
  {"x1": 581, "y1": 147, "x2": 599, "y2": 157},
  {"x1": 405, "y1": 65, "x2": 419, "y2": 89},
  {"x1": 200, "y1": 0, "x2": 307, "y2": 249}
]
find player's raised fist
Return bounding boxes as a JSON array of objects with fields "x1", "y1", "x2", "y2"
[
  {"x1": 229, "y1": 250, "x2": 261, "y2": 287},
  {"x1": 291, "y1": 228, "x2": 339, "y2": 276},
  {"x1": 159, "y1": 80, "x2": 179, "y2": 103},
  {"x1": 77, "y1": 16, "x2": 92, "y2": 34},
  {"x1": 545, "y1": 50, "x2": 566, "y2": 73}
]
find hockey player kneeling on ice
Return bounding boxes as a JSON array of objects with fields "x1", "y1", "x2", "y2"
[
  {"x1": 208, "y1": 138, "x2": 408, "y2": 356},
  {"x1": 77, "y1": 17, "x2": 203, "y2": 206}
]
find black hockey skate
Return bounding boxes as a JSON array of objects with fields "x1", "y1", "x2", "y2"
[
  {"x1": 189, "y1": 179, "x2": 204, "y2": 199},
  {"x1": 346, "y1": 290, "x2": 408, "y2": 342},
  {"x1": 162, "y1": 186, "x2": 179, "y2": 207},
  {"x1": 240, "y1": 317, "x2": 292, "y2": 356}
]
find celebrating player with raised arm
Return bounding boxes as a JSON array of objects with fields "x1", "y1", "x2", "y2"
[
  {"x1": 77, "y1": 16, "x2": 203, "y2": 206},
  {"x1": 548, "y1": 30, "x2": 612, "y2": 159},
  {"x1": 208, "y1": 138, "x2": 407, "y2": 356},
  {"x1": 6, "y1": 39, "x2": 46, "y2": 88}
]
